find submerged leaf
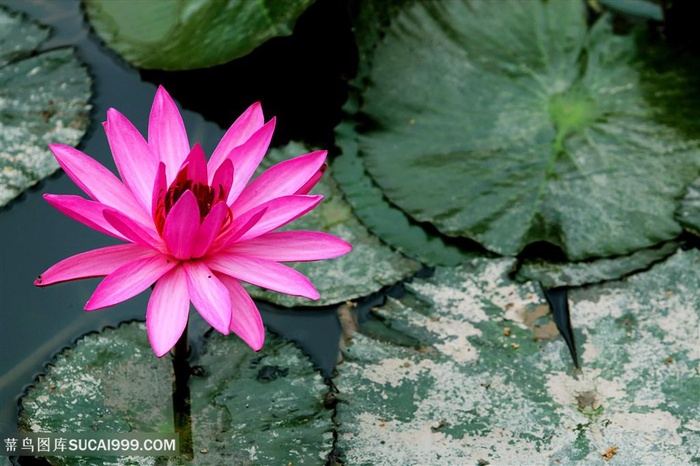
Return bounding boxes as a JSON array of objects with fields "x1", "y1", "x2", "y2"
[
  {"x1": 245, "y1": 143, "x2": 421, "y2": 307},
  {"x1": 84, "y1": 0, "x2": 315, "y2": 70},
  {"x1": 335, "y1": 250, "x2": 700, "y2": 464},
  {"x1": 19, "y1": 322, "x2": 333, "y2": 465},
  {"x1": 357, "y1": 0, "x2": 700, "y2": 260},
  {"x1": 0, "y1": 7, "x2": 91, "y2": 207}
]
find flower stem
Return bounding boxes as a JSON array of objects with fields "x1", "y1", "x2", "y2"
[{"x1": 171, "y1": 322, "x2": 194, "y2": 459}]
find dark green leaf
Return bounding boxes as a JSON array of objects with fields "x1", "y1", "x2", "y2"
[
  {"x1": 0, "y1": 6, "x2": 49, "y2": 67},
  {"x1": 598, "y1": 0, "x2": 663, "y2": 21},
  {"x1": 516, "y1": 241, "x2": 679, "y2": 287},
  {"x1": 0, "y1": 7, "x2": 91, "y2": 207},
  {"x1": 357, "y1": 0, "x2": 700, "y2": 260},
  {"x1": 334, "y1": 120, "x2": 479, "y2": 266},
  {"x1": 84, "y1": 0, "x2": 316, "y2": 70}
]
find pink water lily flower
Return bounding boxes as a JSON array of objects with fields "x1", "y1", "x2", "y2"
[{"x1": 35, "y1": 86, "x2": 352, "y2": 357}]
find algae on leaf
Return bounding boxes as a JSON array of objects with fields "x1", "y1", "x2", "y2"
[
  {"x1": 357, "y1": 0, "x2": 700, "y2": 260},
  {"x1": 335, "y1": 251, "x2": 700, "y2": 465},
  {"x1": 19, "y1": 322, "x2": 333, "y2": 465},
  {"x1": 245, "y1": 143, "x2": 421, "y2": 307},
  {"x1": 0, "y1": 7, "x2": 91, "y2": 207},
  {"x1": 84, "y1": 0, "x2": 315, "y2": 70}
]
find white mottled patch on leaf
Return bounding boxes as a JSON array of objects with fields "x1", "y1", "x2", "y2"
[
  {"x1": 360, "y1": 357, "x2": 438, "y2": 389},
  {"x1": 336, "y1": 250, "x2": 700, "y2": 465}
]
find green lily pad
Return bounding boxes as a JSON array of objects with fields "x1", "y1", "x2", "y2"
[
  {"x1": 335, "y1": 250, "x2": 700, "y2": 464},
  {"x1": 245, "y1": 143, "x2": 421, "y2": 307},
  {"x1": 334, "y1": 120, "x2": 480, "y2": 267},
  {"x1": 84, "y1": 0, "x2": 315, "y2": 70},
  {"x1": 516, "y1": 241, "x2": 679, "y2": 288},
  {"x1": 356, "y1": 0, "x2": 700, "y2": 260},
  {"x1": 19, "y1": 322, "x2": 333, "y2": 465},
  {"x1": 598, "y1": 0, "x2": 663, "y2": 21},
  {"x1": 347, "y1": 0, "x2": 413, "y2": 83},
  {"x1": 677, "y1": 176, "x2": 700, "y2": 236},
  {"x1": 0, "y1": 7, "x2": 91, "y2": 207},
  {"x1": 0, "y1": 6, "x2": 49, "y2": 67}
]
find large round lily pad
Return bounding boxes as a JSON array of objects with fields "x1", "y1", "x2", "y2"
[
  {"x1": 356, "y1": 0, "x2": 700, "y2": 260},
  {"x1": 0, "y1": 6, "x2": 91, "y2": 207},
  {"x1": 19, "y1": 322, "x2": 333, "y2": 465},
  {"x1": 84, "y1": 0, "x2": 315, "y2": 70},
  {"x1": 335, "y1": 250, "x2": 700, "y2": 465},
  {"x1": 245, "y1": 143, "x2": 420, "y2": 307}
]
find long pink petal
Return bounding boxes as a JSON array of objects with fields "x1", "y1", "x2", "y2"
[
  {"x1": 147, "y1": 265, "x2": 190, "y2": 357},
  {"x1": 85, "y1": 254, "x2": 177, "y2": 311},
  {"x1": 224, "y1": 119, "x2": 276, "y2": 204},
  {"x1": 233, "y1": 150, "x2": 327, "y2": 214},
  {"x1": 232, "y1": 194, "x2": 323, "y2": 243},
  {"x1": 35, "y1": 244, "x2": 158, "y2": 286},
  {"x1": 49, "y1": 144, "x2": 151, "y2": 225},
  {"x1": 162, "y1": 190, "x2": 200, "y2": 260},
  {"x1": 294, "y1": 164, "x2": 326, "y2": 195},
  {"x1": 206, "y1": 253, "x2": 319, "y2": 300},
  {"x1": 217, "y1": 274, "x2": 264, "y2": 351},
  {"x1": 148, "y1": 86, "x2": 191, "y2": 183},
  {"x1": 104, "y1": 109, "x2": 158, "y2": 209},
  {"x1": 191, "y1": 201, "x2": 228, "y2": 258},
  {"x1": 208, "y1": 102, "x2": 265, "y2": 175},
  {"x1": 227, "y1": 231, "x2": 352, "y2": 262},
  {"x1": 44, "y1": 194, "x2": 127, "y2": 241},
  {"x1": 104, "y1": 209, "x2": 163, "y2": 251},
  {"x1": 183, "y1": 261, "x2": 231, "y2": 334}
]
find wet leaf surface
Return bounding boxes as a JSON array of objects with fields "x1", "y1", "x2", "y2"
[
  {"x1": 84, "y1": 0, "x2": 315, "y2": 70},
  {"x1": 19, "y1": 322, "x2": 333, "y2": 465},
  {"x1": 516, "y1": 241, "x2": 679, "y2": 288},
  {"x1": 356, "y1": 0, "x2": 700, "y2": 260},
  {"x1": 334, "y1": 250, "x2": 700, "y2": 465},
  {"x1": 0, "y1": 6, "x2": 91, "y2": 207}
]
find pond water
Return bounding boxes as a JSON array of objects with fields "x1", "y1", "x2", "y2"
[{"x1": 0, "y1": 0, "x2": 361, "y2": 438}]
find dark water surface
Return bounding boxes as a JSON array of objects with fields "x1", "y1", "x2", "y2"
[{"x1": 0, "y1": 0, "x2": 354, "y2": 435}]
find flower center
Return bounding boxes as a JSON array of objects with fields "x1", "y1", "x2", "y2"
[{"x1": 154, "y1": 168, "x2": 228, "y2": 236}]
